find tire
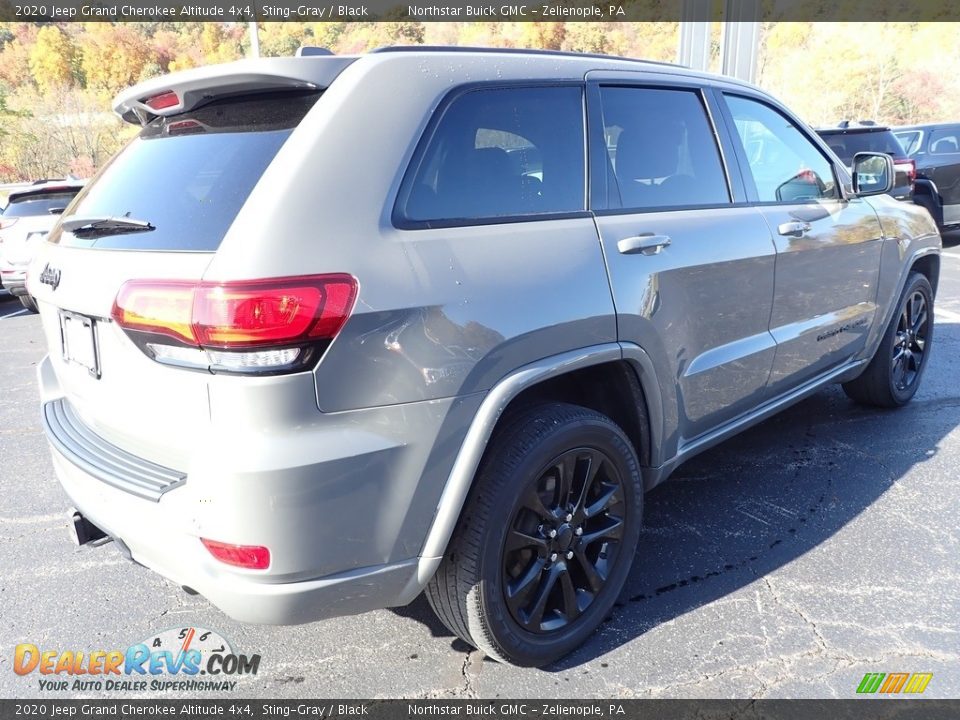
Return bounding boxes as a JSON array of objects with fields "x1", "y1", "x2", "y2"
[
  {"x1": 843, "y1": 272, "x2": 933, "y2": 408},
  {"x1": 426, "y1": 402, "x2": 643, "y2": 666},
  {"x1": 19, "y1": 295, "x2": 38, "y2": 313}
]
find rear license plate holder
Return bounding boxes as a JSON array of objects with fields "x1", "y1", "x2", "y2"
[{"x1": 59, "y1": 310, "x2": 101, "y2": 379}]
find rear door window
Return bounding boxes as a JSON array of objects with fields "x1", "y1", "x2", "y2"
[
  {"x1": 930, "y1": 128, "x2": 960, "y2": 155},
  {"x1": 54, "y1": 92, "x2": 321, "y2": 251},
  {"x1": 395, "y1": 86, "x2": 585, "y2": 227}
]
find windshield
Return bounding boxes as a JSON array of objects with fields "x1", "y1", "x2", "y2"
[
  {"x1": 54, "y1": 91, "x2": 321, "y2": 251},
  {"x1": 821, "y1": 131, "x2": 905, "y2": 166}
]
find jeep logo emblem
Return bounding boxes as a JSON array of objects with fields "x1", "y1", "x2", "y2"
[{"x1": 39, "y1": 263, "x2": 61, "y2": 291}]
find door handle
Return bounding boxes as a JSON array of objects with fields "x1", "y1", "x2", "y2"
[
  {"x1": 777, "y1": 221, "x2": 812, "y2": 238},
  {"x1": 617, "y1": 234, "x2": 672, "y2": 255}
]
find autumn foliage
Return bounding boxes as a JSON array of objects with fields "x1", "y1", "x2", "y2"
[{"x1": 0, "y1": 21, "x2": 958, "y2": 183}]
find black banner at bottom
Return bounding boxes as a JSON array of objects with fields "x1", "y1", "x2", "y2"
[{"x1": 1, "y1": 700, "x2": 958, "y2": 720}]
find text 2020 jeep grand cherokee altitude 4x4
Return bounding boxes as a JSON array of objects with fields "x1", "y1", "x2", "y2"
[{"x1": 29, "y1": 47, "x2": 940, "y2": 667}]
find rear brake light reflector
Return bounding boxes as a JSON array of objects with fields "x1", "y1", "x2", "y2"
[
  {"x1": 144, "y1": 90, "x2": 180, "y2": 111},
  {"x1": 201, "y1": 538, "x2": 270, "y2": 570}
]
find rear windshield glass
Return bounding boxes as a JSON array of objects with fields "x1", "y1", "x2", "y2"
[
  {"x1": 820, "y1": 130, "x2": 905, "y2": 166},
  {"x1": 54, "y1": 92, "x2": 321, "y2": 251},
  {"x1": 5, "y1": 192, "x2": 80, "y2": 217}
]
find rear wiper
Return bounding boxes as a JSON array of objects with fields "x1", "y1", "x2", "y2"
[{"x1": 62, "y1": 215, "x2": 155, "y2": 238}]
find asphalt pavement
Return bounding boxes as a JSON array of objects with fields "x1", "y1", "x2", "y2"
[{"x1": 2, "y1": 245, "x2": 959, "y2": 699}]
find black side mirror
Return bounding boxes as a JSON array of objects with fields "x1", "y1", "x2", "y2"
[{"x1": 852, "y1": 152, "x2": 894, "y2": 196}]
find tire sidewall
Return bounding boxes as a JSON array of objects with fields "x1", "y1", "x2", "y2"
[
  {"x1": 472, "y1": 414, "x2": 642, "y2": 666},
  {"x1": 883, "y1": 274, "x2": 934, "y2": 405}
]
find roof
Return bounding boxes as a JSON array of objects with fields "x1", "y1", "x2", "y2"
[{"x1": 114, "y1": 45, "x2": 759, "y2": 124}]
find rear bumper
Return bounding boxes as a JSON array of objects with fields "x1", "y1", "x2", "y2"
[
  {"x1": 37, "y1": 354, "x2": 473, "y2": 624},
  {"x1": 0, "y1": 269, "x2": 27, "y2": 296}
]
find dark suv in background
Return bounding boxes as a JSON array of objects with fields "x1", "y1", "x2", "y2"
[
  {"x1": 817, "y1": 121, "x2": 915, "y2": 201},
  {"x1": 894, "y1": 123, "x2": 960, "y2": 234}
]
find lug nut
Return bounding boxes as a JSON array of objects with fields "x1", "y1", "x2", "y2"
[
  {"x1": 565, "y1": 513, "x2": 573, "y2": 522},
  {"x1": 548, "y1": 529, "x2": 557, "y2": 538},
  {"x1": 549, "y1": 553, "x2": 558, "y2": 562},
  {"x1": 566, "y1": 551, "x2": 574, "y2": 560},
  {"x1": 574, "y1": 527, "x2": 583, "y2": 536}
]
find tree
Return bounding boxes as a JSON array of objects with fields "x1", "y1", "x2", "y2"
[
  {"x1": 28, "y1": 25, "x2": 76, "y2": 94},
  {"x1": 80, "y1": 24, "x2": 153, "y2": 97}
]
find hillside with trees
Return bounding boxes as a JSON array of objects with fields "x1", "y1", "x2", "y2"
[{"x1": 1, "y1": 21, "x2": 958, "y2": 182}]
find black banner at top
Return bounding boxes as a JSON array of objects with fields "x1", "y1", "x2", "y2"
[{"x1": 0, "y1": 0, "x2": 959, "y2": 22}]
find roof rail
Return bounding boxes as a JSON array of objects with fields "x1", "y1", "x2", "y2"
[{"x1": 370, "y1": 45, "x2": 686, "y2": 69}]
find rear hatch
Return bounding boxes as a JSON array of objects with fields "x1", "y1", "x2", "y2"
[
  {"x1": 0, "y1": 188, "x2": 80, "y2": 267},
  {"x1": 31, "y1": 74, "x2": 337, "y2": 470},
  {"x1": 819, "y1": 128, "x2": 915, "y2": 198}
]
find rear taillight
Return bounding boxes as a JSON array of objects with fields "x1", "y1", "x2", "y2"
[
  {"x1": 112, "y1": 275, "x2": 357, "y2": 374},
  {"x1": 201, "y1": 538, "x2": 270, "y2": 570},
  {"x1": 894, "y1": 157, "x2": 916, "y2": 186},
  {"x1": 0, "y1": 217, "x2": 18, "y2": 231}
]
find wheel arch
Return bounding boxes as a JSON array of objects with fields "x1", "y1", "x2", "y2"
[{"x1": 418, "y1": 343, "x2": 664, "y2": 563}]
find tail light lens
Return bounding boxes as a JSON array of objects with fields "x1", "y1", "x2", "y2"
[
  {"x1": 894, "y1": 157, "x2": 917, "y2": 186},
  {"x1": 0, "y1": 217, "x2": 18, "y2": 232},
  {"x1": 112, "y1": 274, "x2": 357, "y2": 375},
  {"x1": 201, "y1": 538, "x2": 270, "y2": 570}
]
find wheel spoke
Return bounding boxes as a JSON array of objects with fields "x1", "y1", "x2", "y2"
[
  {"x1": 524, "y1": 564, "x2": 561, "y2": 629},
  {"x1": 573, "y1": 454, "x2": 601, "y2": 519},
  {"x1": 583, "y1": 482, "x2": 618, "y2": 519},
  {"x1": 572, "y1": 547, "x2": 605, "y2": 593},
  {"x1": 580, "y1": 516, "x2": 624, "y2": 546},
  {"x1": 554, "y1": 455, "x2": 575, "y2": 510},
  {"x1": 558, "y1": 567, "x2": 579, "y2": 620},
  {"x1": 505, "y1": 529, "x2": 548, "y2": 554},
  {"x1": 506, "y1": 557, "x2": 546, "y2": 607},
  {"x1": 912, "y1": 308, "x2": 927, "y2": 335},
  {"x1": 521, "y1": 486, "x2": 554, "y2": 522}
]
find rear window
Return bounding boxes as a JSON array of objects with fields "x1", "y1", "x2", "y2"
[
  {"x1": 5, "y1": 192, "x2": 79, "y2": 218},
  {"x1": 54, "y1": 92, "x2": 321, "y2": 251},
  {"x1": 819, "y1": 130, "x2": 905, "y2": 166},
  {"x1": 894, "y1": 130, "x2": 923, "y2": 156}
]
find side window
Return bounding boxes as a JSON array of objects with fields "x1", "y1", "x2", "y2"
[
  {"x1": 929, "y1": 128, "x2": 960, "y2": 155},
  {"x1": 894, "y1": 130, "x2": 923, "y2": 157},
  {"x1": 598, "y1": 86, "x2": 730, "y2": 210},
  {"x1": 725, "y1": 94, "x2": 838, "y2": 203},
  {"x1": 396, "y1": 86, "x2": 585, "y2": 226}
]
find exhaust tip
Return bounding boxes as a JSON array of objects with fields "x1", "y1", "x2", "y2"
[{"x1": 68, "y1": 508, "x2": 107, "y2": 546}]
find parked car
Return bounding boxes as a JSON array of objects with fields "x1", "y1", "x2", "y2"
[
  {"x1": 894, "y1": 123, "x2": 960, "y2": 233},
  {"x1": 29, "y1": 47, "x2": 940, "y2": 667},
  {"x1": 816, "y1": 121, "x2": 915, "y2": 201},
  {"x1": 0, "y1": 180, "x2": 85, "y2": 311}
]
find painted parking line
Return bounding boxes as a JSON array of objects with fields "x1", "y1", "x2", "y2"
[
  {"x1": 1, "y1": 308, "x2": 29, "y2": 319},
  {"x1": 941, "y1": 251, "x2": 960, "y2": 261},
  {"x1": 935, "y1": 307, "x2": 960, "y2": 323}
]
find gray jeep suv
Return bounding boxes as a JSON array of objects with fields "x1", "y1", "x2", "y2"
[{"x1": 30, "y1": 47, "x2": 940, "y2": 667}]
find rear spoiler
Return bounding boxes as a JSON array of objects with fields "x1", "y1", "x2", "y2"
[{"x1": 113, "y1": 56, "x2": 358, "y2": 125}]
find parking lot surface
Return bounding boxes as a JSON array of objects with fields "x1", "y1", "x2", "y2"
[{"x1": 2, "y1": 245, "x2": 960, "y2": 699}]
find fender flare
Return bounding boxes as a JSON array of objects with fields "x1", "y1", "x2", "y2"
[{"x1": 417, "y1": 342, "x2": 664, "y2": 567}]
